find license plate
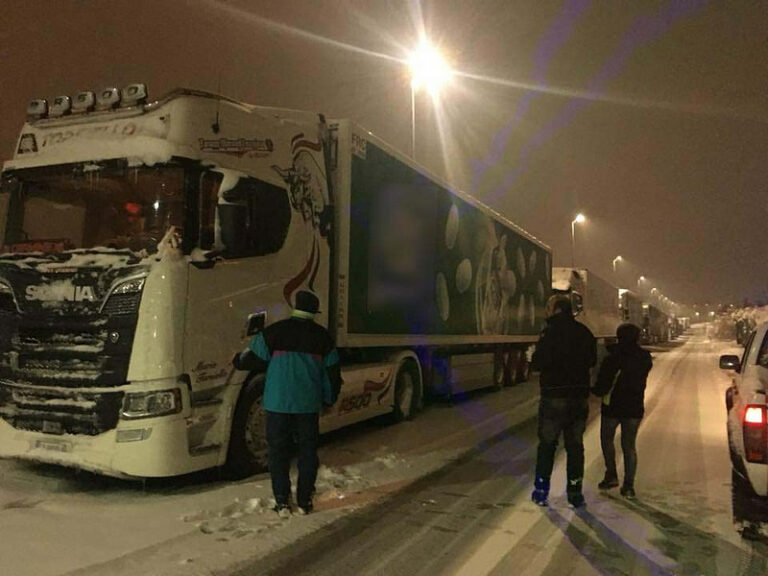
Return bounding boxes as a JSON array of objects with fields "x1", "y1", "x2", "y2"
[{"x1": 36, "y1": 440, "x2": 71, "y2": 453}]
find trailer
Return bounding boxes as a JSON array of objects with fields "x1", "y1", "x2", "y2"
[
  {"x1": 619, "y1": 288, "x2": 644, "y2": 327},
  {"x1": 0, "y1": 86, "x2": 550, "y2": 478},
  {"x1": 641, "y1": 303, "x2": 669, "y2": 344},
  {"x1": 552, "y1": 268, "x2": 620, "y2": 341}
]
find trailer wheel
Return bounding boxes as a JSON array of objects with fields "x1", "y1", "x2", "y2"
[
  {"x1": 512, "y1": 350, "x2": 530, "y2": 384},
  {"x1": 223, "y1": 376, "x2": 269, "y2": 479},
  {"x1": 492, "y1": 350, "x2": 511, "y2": 390},
  {"x1": 392, "y1": 360, "x2": 420, "y2": 422}
]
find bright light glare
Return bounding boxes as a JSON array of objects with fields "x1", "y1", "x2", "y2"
[
  {"x1": 409, "y1": 42, "x2": 452, "y2": 95},
  {"x1": 745, "y1": 406, "x2": 764, "y2": 425},
  {"x1": 574, "y1": 213, "x2": 586, "y2": 224}
]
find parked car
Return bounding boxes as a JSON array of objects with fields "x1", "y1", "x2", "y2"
[{"x1": 720, "y1": 321, "x2": 768, "y2": 539}]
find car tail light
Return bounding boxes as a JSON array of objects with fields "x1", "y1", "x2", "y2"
[{"x1": 743, "y1": 405, "x2": 767, "y2": 463}]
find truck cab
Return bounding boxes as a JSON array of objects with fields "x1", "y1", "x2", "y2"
[{"x1": 0, "y1": 86, "x2": 334, "y2": 478}]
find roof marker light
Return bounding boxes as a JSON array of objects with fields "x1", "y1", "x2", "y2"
[
  {"x1": 96, "y1": 87, "x2": 121, "y2": 110},
  {"x1": 26, "y1": 99, "x2": 48, "y2": 120},
  {"x1": 49, "y1": 95, "x2": 72, "y2": 117},
  {"x1": 72, "y1": 91, "x2": 96, "y2": 113},
  {"x1": 120, "y1": 83, "x2": 148, "y2": 107}
]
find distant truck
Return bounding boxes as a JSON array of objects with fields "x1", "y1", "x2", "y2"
[
  {"x1": 619, "y1": 288, "x2": 644, "y2": 327},
  {"x1": 0, "y1": 86, "x2": 550, "y2": 478},
  {"x1": 641, "y1": 303, "x2": 669, "y2": 344},
  {"x1": 552, "y1": 268, "x2": 621, "y2": 342}
]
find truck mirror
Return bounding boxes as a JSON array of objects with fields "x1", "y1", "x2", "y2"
[
  {"x1": 218, "y1": 204, "x2": 249, "y2": 257},
  {"x1": 719, "y1": 354, "x2": 741, "y2": 372},
  {"x1": 246, "y1": 311, "x2": 267, "y2": 336},
  {"x1": 572, "y1": 293, "x2": 584, "y2": 315}
]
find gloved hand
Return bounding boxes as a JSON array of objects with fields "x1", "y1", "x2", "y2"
[{"x1": 232, "y1": 351, "x2": 242, "y2": 370}]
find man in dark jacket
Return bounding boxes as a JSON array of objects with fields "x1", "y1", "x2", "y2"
[
  {"x1": 531, "y1": 294, "x2": 597, "y2": 507},
  {"x1": 591, "y1": 323, "x2": 652, "y2": 499},
  {"x1": 233, "y1": 290, "x2": 341, "y2": 517}
]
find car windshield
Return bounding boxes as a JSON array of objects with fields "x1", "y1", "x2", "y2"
[{"x1": 0, "y1": 162, "x2": 185, "y2": 254}]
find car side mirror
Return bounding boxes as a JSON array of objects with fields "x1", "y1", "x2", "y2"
[{"x1": 719, "y1": 354, "x2": 741, "y2": 372}]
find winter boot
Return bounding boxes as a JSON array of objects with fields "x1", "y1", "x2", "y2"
[
  {"x1": 620, "y1": 485, "x2": 636, "y2": 500},
  {"x1": 531, "y1": 476, "x2": 550, "y2": 506},
  {"x1": 567, "y1": 478, "x2": 586, "y2": 508},
  {"x1": 598, "y1": 475, "x2": 619, "y2": 490},
  {"x1": 297, "y1": 499, "x2": 314, "y2": 515},
  {"x1": 273, "y1": 503, "x2": 292, "y2": 519}
]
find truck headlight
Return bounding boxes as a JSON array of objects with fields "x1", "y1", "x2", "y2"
[
  {"x1": 101, "y1": 276, "x2": 145, "y2": 315},
  {"x1": 121, "y1": 389, "x2": 182, "y2": 419}
]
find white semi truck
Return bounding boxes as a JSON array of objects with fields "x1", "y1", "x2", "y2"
[
  {"x1": 552, "y1": 267, "x2": 621, "y2": 341},
  {"x1": 0, "y1": 86, "x2": 551, "y2": 478}
]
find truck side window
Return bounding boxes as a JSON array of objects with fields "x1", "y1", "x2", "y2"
[
  {"x1": 199, "y1": 172, "x2": 221, "y2": 251},
  {"x1": 219, "y1": 177, "x2": 291, "y2": 258}
]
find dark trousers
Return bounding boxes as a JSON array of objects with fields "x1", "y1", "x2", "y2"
[
  {"x1": 265, "y1": 411, "x2": 320, "y2": 507},
  {"x1": 535, "y1": 397, "x2": 589, "y2": 490},
  {"x1": 600, "y1": 416, "x2": 641, "y2": 488}
]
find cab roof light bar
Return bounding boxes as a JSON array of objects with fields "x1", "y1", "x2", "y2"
[
  {"x1": 120, "y1": 83, "x2": 148, "y2": 107},
  {"x1": 96, "y1": 87, "x2": 121, "y2": 110},
  {"x1": 72, "y1": 91, "x2": 96, "y2": 113},
  {"x1": 49, "y1": 95, "x2": 72, "y2": 117},
  {"x1": 27, "y1": 83, "x2": 147, "y2": 120},
  {"x1": 26, "y1": 99, "x2": 48, "y2": 120}
]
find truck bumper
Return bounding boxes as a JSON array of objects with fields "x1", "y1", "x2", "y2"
[{"x1": 0, "y1": 414, "x2": 219, "y2": 479}]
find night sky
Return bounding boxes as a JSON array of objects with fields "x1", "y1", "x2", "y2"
[{"x1": 1, "y1": 0, "x2": 766, "y2": 307}]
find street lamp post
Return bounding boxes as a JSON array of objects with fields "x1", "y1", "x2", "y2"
[
  {"x1": 612, "y1": 255, "x2": 622, "y2": 272},
  {"x1": 408, "y1": 40, "x2": 451, "y2": 160},
  {"x1": 570, "y1": 213, "x2": 585, "y2": 267}
]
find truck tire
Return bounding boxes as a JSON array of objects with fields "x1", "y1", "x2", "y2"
[
  {"x1": 492, "y1": 350, "x2": 511, "y2": 390},
  {"x1": 513, "y1": 350, "x2": 530, "y2": 384},
  {"x1": 391, "y1": 360, "x2": 420, "y2": 422},
  {"x1": 223, "y1": 376, "x2": 269, "y2": 479}
]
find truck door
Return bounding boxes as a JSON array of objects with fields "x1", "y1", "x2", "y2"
[{"x1": 183, "y1": 171, "x2": 332, "y2": 393}]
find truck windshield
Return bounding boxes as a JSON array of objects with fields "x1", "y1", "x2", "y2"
[{"x1": 0, "y1": 162, "x2": 185, "y2": 254}]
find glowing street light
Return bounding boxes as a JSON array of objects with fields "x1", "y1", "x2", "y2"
[
  {"x1": 637, "y1": 275, "x2": 646, "y2": 287},
  {"x1": 570, "y1": 213, "x2": 586, "y2": 267},
  {"x1": 612, "y1": 255, "x2": 622, "y2": 272},
  {"x1": 408, "y1": 40, "x2": 452, "y2": 159}
]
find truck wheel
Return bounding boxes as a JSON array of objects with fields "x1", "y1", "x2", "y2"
[
  {"x1": 492, "y1": 350, "x2": 511, "y2": 390},
  {"x1": 731, "y1": 468, "x2": 758, "y2": 527},
  {"x1": 392, "y1": 360, "x2": 420, "y2": 422},
  {"x1": 513, "y1": 350, "x2": 530, "y2": 384},
  {"x1": 223, "y1": 377, "x2": 269, "y2": 479}
]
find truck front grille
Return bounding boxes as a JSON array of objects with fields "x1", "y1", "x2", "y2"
[
  {"x1": 0, "y1": 382, "x2": 123, "y2": 436},
  {"x1": 0, "y1": 315, "x2": 135, "y2": 388}
]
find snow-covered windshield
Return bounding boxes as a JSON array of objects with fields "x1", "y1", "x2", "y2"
[{"x1": 0, "y1": 162, "x2": 185, "y2": 254}]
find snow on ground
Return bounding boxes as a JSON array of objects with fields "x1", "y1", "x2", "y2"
[
  {"x1": 0, "y1": 379, "x2": 539, "y2": 576},
  {"x1": 3, "y1": 331, "x2": 765, "y2": 576}
]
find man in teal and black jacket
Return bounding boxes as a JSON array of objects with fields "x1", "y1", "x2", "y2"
[{"x1": 233, "y1": 290, "x2": 341, "y2": 517}]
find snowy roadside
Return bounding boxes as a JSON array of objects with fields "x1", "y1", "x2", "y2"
[{"x1": 0, "y1": 379, "x2": 539, "y2": 576}]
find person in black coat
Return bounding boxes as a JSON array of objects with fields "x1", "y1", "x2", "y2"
[
  {"x1": 530, "y1": 294, "x2": 597, "y2": 508},
  {"x1": 591, "y1": 323, "x2": 653, "y2": 499}
]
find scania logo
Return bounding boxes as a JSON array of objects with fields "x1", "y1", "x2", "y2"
[{"x1": 25, "y1": 284, "x2": 96, "y2": 302}]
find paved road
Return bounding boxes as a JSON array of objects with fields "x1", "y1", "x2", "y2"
[{"x1": 239, "y1": 332, "x2": 768, "y2": 576}]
